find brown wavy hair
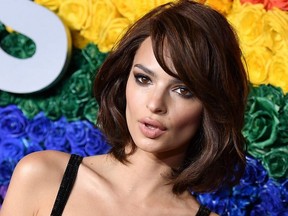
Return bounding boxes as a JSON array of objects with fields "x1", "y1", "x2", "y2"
[{"x1": 94, "y1": 0, "x2": 249, "y2": 194}]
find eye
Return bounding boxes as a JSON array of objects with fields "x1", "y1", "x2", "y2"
[
  {"x1": 134, "y1": 73, "x2": 151, "y2": 85},
  {"x1": 174, "y1": 86, "x2": 194, "y2": 98}
]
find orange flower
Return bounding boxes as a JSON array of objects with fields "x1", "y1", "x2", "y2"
[{"x1": 264, "y1": 0, "x2": 288, "y2": 11}]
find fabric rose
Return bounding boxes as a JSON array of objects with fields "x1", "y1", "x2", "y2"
[
  {"x1": 232, "y1": 183, "x2": 260, "y2": 209},
  {"x1": 0, "y1": 91, "x2": 15, "y2": 107},
  {"x1": 44, "y1": 117, "x2": 70, "y2": 152},
  {"x1": 22, "y1": 139, "x2": 43, "y2": 155},
  {"x1": 263, "y1": 7, "x2": 288, "y2": 52},
  {"x1": 58, "y1": 0, "x2": 90, "y2": 30},
  {"x1": 0, "y1": 160, "x2": 16, "y2": 185},
  {"x1": 250, "y1": 204, "x2": 269, "y2": 216},
  {"x1": 67, "y1": 70, "x2": 92, "y2": 104},
  {"x1": 80, "y1": 0, "x2": 118, "y2": 45},
  {"x1": 18, "y1": 99, "x2": 40, "y2": 119},
  {"x1": 0, "y1": 32, "x2": 36, "y2": 59},
  {"x1": 67, "y1": 121, "x2": 93, "y2": 156},
  {"x1": 196, "y1": 187, "x2": 230, "y2": 215},
  {"x1": 83, "y1": 99, "x2": 99, "y2": 124},
  {"x1": 258, "y1": 180, "x2": 284, "y2": 214},
  {"x1": 262, "y1": 147, "x2": 288, "y2": 179},
  {"x1": 0, "y1": 185, "x2": 8, "y2": 208},
  {"x1": 85, "y1": 128, "x2": 110, "y2": 156},
  {"x1": 203, "y1": 0, "x2": 233, "y2": 15},
  {"x1": 280, "y1": 179, "x2": 288, "y2": 203},
  {"x1": 241, "y1": 156, "x2": 267, "y2": 185},
  {"x1": 98, "y1": 17, "x2": 131, "y2": 52},
  {"x1": 59, "y1": 92, "x2": 80, "y2": 121},
  {"x1": 248, "y1": 84, "x2": 285, "y2": 107},
  {"x1": 0, "y1": 137, "x2": 25, "y2": 162},
  {"x1": 66, "y1": 120, "x2": 90, "y2": 147},
  {"x1": 0, "y1": 105, "x2": 27, "y2": 137},
  {"x1": 240, "y1": 0, "x2": 264, "y2": 4},
  {"x1": 267, "y1": 49, "x2": 288, "y2": 93},
  {"x1": 70, "y1": 30, "x2": 91, "y2": 49},
  {"x1": 243, "y1": 97, "x2": 280, "y2": 158},
  {"x1": 35, "y1": 0, "x2": 60, "y2": 12},
  {"x1": 278, "y1": 102, "x2": 288, "y2": 144},
  {"x1": 111, "y1": 0, "x2": 171, "y2": 23},
  {"x1": 38, "y1": 97, "x2": 61, "y2": 120},
  {"x1": 26, "y1": 112, "x2": 52, "y2": 143},
  {"x1": 80, "y1": 43, "x2": 107, "y2": 72},
  {"x1": 264, "y1": 0, "x2": 288, "y2": 11},
  {"x1": 227, "y1": 2, "x2": 266, "y2": 47},
  {"x1": 243, "y1": 46, "x2": 271, "y2": 85}
]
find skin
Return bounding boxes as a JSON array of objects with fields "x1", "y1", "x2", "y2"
[{"x1": 0, "y1": 38, "x2": 217, "y2": 216}]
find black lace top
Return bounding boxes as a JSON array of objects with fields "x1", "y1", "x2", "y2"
[{"x1": 50, "y1": 154, "x2": 211, "y2": 216}]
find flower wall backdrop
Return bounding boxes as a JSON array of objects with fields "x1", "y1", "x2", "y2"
[{"x1": 0, "y1": 0, "x2": 287, "y2": 215}]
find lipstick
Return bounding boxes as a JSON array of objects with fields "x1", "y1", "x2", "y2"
[{"x1": 138, "y1": 118, "x2": 167, "y2": 139}]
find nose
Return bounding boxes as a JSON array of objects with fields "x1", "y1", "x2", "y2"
[{"x1": 146, "y1": 90, "x2": 167, "y2": 115}]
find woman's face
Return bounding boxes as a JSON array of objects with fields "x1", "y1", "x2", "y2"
[{"x1": 125, "y1": 38, "x2": 203, "y2": 156}]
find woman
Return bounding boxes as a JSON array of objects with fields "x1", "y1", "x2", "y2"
[{"x1": 0, "y1": 0, "x2": 248, "y2": 215}]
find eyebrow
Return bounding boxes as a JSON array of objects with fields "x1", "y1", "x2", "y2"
[
  {"x1": 134, "y1": 64, "x2": 155, "y2": 77},
  {"x1": 134, "y1": 64, "x2": 182, "y2": 85}
]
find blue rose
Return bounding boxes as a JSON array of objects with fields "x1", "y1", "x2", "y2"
[
  {"x1": 44, "y1": 117, "x2": 70, "y2": 152},
  {"x1": 196, "y1": 187, "x2": 230, "y2": 215},
  {"x1": 70, "y1": 147, "x2": 87, "y2": 157},
  {"x1": 259, "y1": 180, "x2": 284, "y2": 214},
  {"x1": 0, "y1": 137, "x2": 25, "y2": 162},
  {"x1": 22, "y1": 138, "x2": 43, "y2": 155},
  {"x1": 0, "y1": 105, "x2": 27, "y2": 137},
  {"x1": 250, "y1": 204, "x2": 268, "y2": 216},
  {"x1": 85, "y1": 128, "x2": 110, "y2": 156},
  {"x1": 0, "y1": 159, "x2": 16, "y2": 185},
  {"x1": 280, "y1": 179, "x2": 288, "y2": 204},
  {"x1": 66, "y1": 120, "x2": 90, "y2": 147},
  {"x1": 232, "y1": 183, "x2": 259, "y2": 207},
  {"x1": 241, "y1": 156, "x2": 267, "y2": 185},
  {"x1": 0, "y1": 185, "x2": 8, "y2": 208},
  {"x1": 228, "y1": 203, "x2": 246, "y2": 215},
  {"x1": 26, "y1": 112, "x2": 52, "y2": 143}
]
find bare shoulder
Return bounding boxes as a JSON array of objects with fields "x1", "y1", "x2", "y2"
[
  {"x1": 12, "y1": 150, "x2": 70, "y2": 183},
  {"x1": 0, "y1": 150, "x2": 71, "y2": 215}
]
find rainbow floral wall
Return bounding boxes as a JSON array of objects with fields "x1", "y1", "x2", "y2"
[{"x1": 0, "y1": 0, "x2": 287, "y2": 215}]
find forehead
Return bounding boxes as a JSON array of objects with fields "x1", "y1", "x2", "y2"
[{"x1": 133, "y1": 37, "x2": 177, "y2": 77}]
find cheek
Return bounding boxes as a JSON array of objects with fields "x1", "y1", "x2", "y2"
[{"x1": 173, "y1": 107, "x2": 203, "y2": 133}]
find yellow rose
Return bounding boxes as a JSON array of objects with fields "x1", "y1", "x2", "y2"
[
  {"x1": 98, "y1": 17, "x2": 131, "y2": 52},
  {"x1": 80, "y1": 0, "x2": 119, "y2": 44},
  {"x1": 71, "y1": 30, "x2": 91, "y2": 49},
  {"x1": 243, "y1": 46, "x2": 272, "y2": 85},
  {"x1": 111, "y1": 0, "x2": 171, "y2": 23},
  {"x1": 34, "y1": 0, "x2": 60, "y2": 12},
  {"x1": 263, "y1": 7, "x2": 288, "y2": 53},
  {"x1": 268, "y1": 49, "x2": 288, "y2": 93},
  {"x1": 58, "y1": 0, "x2": 90, "y2": 30},
  {"x1": 227, "y1": 2, "x2": 266, "y2": 47},
  {"x1": 204, "y1": 0, "x2": 233, "y2": 15}
]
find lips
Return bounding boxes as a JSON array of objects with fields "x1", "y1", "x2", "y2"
[{"x1": 138, "y1": 118, "x2": 167, "y2": 139}]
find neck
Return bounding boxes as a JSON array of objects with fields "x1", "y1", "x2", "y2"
[{"x1": 106, "y1": 147, "x2": 186, "y2": 200}]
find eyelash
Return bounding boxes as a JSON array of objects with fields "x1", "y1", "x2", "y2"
[
  {"x1": 173, "y1": 86, "x2": 194, "y2": 98},
  {"x1": 134, "y1": 73, "x2": 151, "y2": 85},
  {"x1": 133, "y1": 73, "x2": 194, "y2": 99}
]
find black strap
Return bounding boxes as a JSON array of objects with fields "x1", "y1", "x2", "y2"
[
  {"x1": 195, "y1": 205, "x2": 211, "y2": 216},
  {"x1": 50, "y1": 154, "x2": 83, "y2": 216}
]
